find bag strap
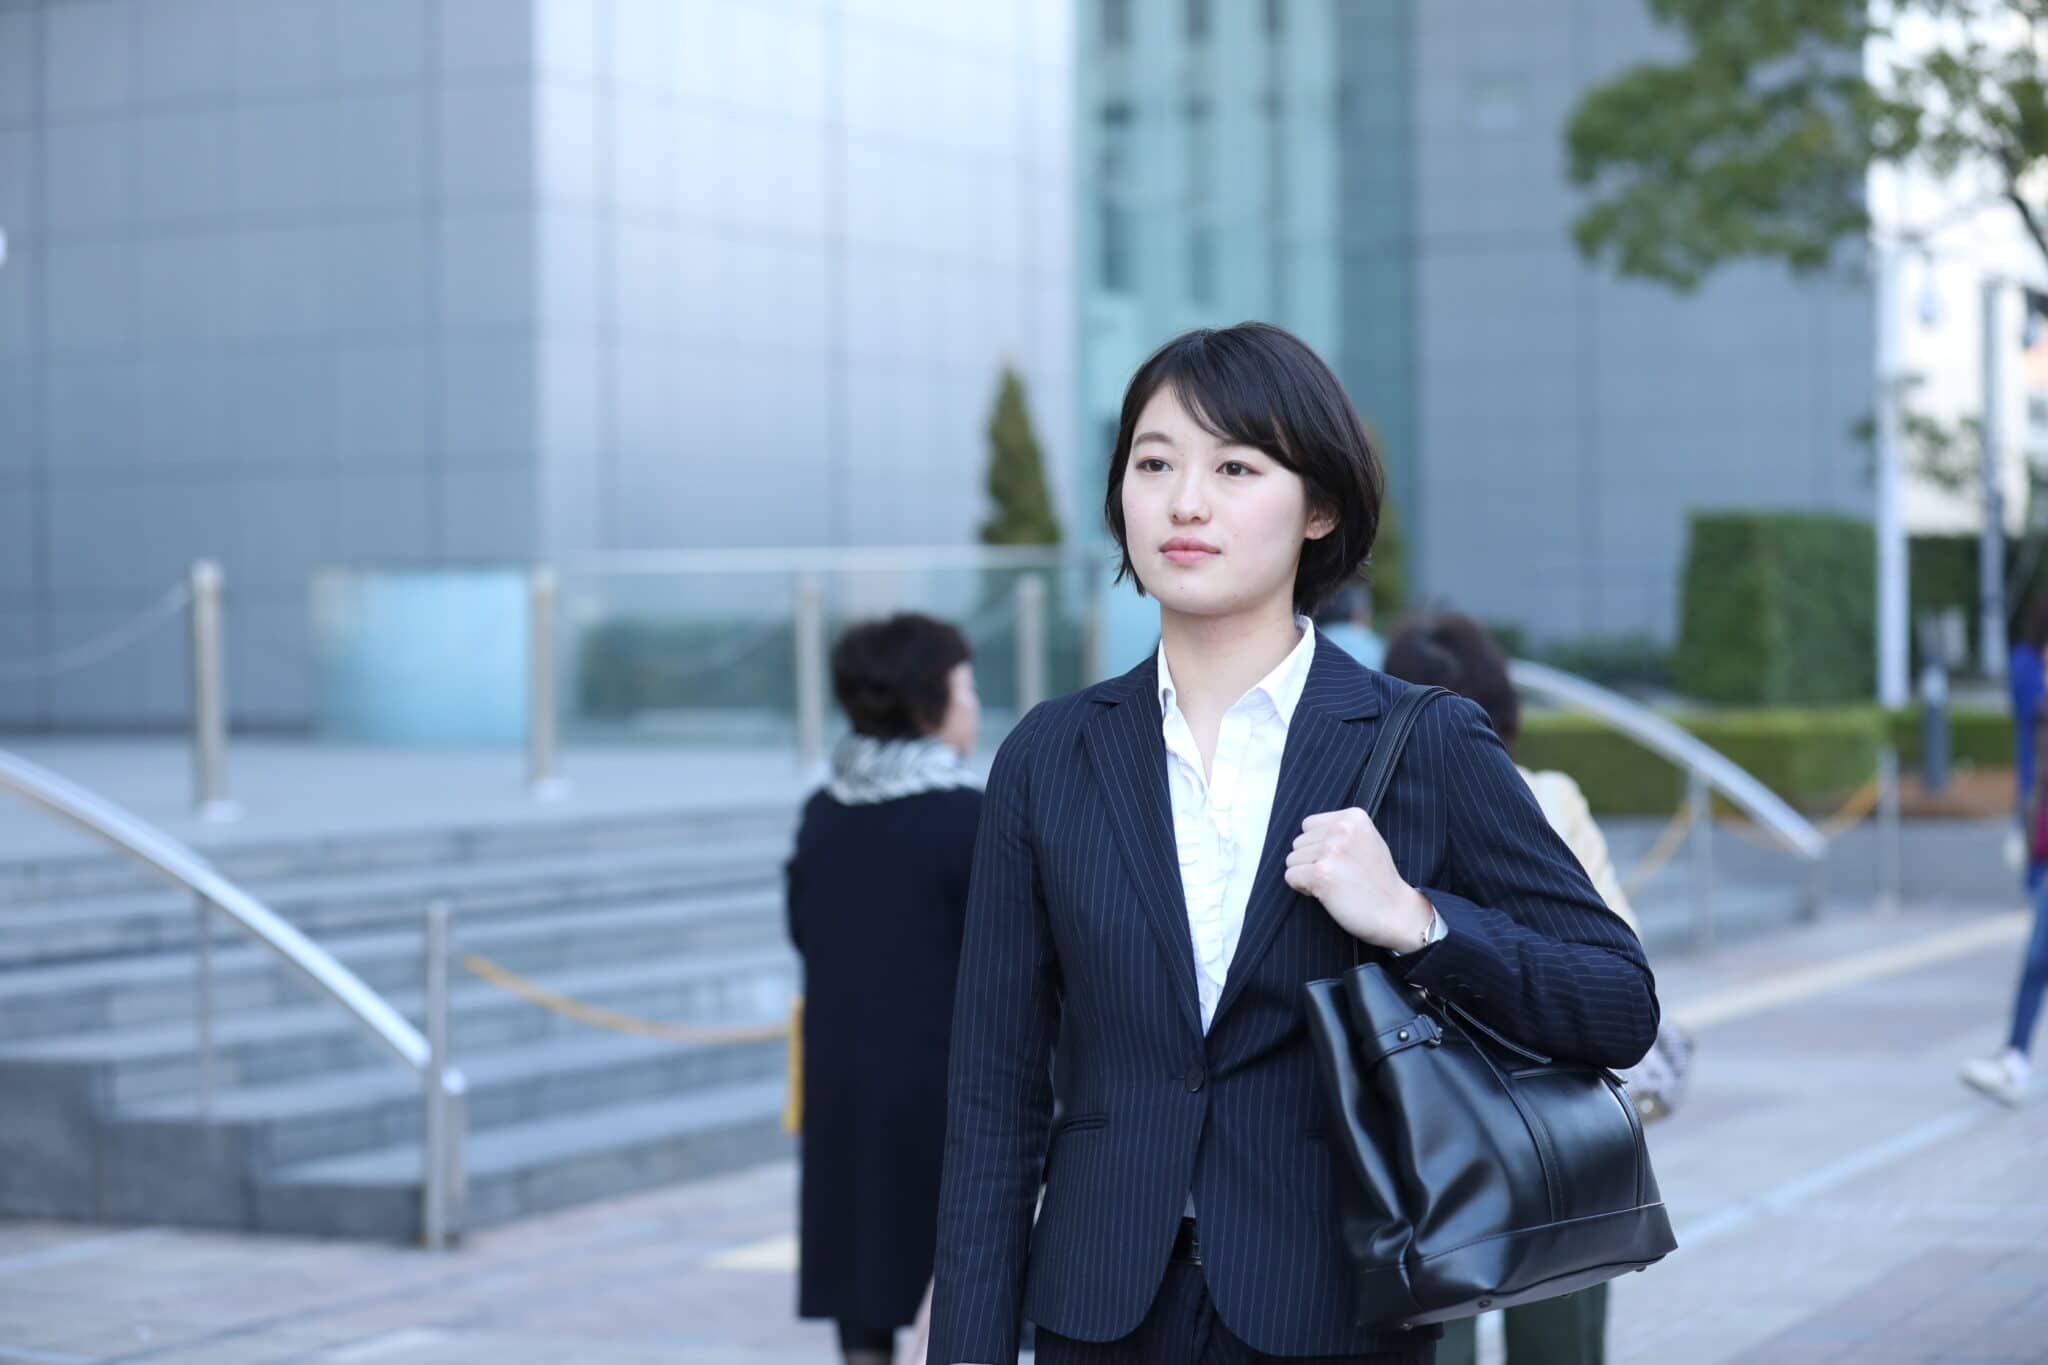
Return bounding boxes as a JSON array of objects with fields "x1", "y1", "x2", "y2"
[
  {"x1": 1349, "y1": 685, "x2": 1453, "y2": 818},
  {"x1": 1346, "y1": 684, "x2": 1452, "y2": 969}
]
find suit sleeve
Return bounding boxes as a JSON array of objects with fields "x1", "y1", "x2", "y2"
[
  {"x1": 1393, "y1": 696, "x2": 1659, "y2": 1070},
  {"x1": 927, "y1": 710, "x2": 1059, "y2": 1365}
]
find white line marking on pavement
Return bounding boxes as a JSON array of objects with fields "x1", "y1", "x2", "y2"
[
  {"x1": 322, "y1": 1329, "x2": 455, "y2": 1361},
  {"x1": 1672, "y1": 1103, "x2": 1995, "y2": 1249},
  {"x1": 1670, "y1": 911, "x2": 2029, "y2": 1031},
  {"x1": 0, "y1": 1348, "x2": 99, "y2": 1364},
  {"x1": 705, "y1": 1232, "x2": 798, "y2": 1271},
  {"x1": 0, "y1": 1228, "x2": 169, "y2": 1280}
]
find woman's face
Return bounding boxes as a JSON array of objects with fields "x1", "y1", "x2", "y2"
[
  {"x1": 932, "y1": 661, "x2": 980, "y2": 758},
  {"x1": 1120, "y1": 384, "x2": 1334, "y2": 626}
]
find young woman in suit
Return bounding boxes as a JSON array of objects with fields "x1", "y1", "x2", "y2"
[{"x1": 929, "y1": 323, "x2": 1659, "y2": 1365}]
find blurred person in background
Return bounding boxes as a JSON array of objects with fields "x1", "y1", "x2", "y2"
[
  {"x1": 787, "y1": 614, "x2": 983, "y2": 1365},
  {"x1": 1313, "y1": 578, "x2": 1384, "y2": 670},
  {"x1": 1384, "y1": 609, "x2": 1689, "y2": 1365},
  {"x1": 1960, "y1": 593, "x2": 2048, "y2": 1107}
]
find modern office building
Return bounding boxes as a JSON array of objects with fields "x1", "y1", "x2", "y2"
[
  {"x1": 0, "y1": 0, "x2": 1076, "y2": 729},
  {"x1": 1077, "y1": 0, "x2": 1874, "y2": 649}
]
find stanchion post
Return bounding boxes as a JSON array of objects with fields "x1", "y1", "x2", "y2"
[
  {"x1": 193, "y1": 895, "x2": 214, "y2": 1119},
  {"x1": 795, "y1": 575, "x2": 827, "y2": 773},
  {"x1": 189, "y1": 561, "x2": 237, "y2": 822},
  {"x1": 527, "y1": 566, "x2": 568, "y2": 800},
  {"x1": 1877, "y1": 745, "x2": 1903, "y2": 913},
  {"x1": 1688, "y1": 768, "x2": 1714, "y2": 953},
  {"x1": 1015, "y1": 575, "x2": 1046, "y2": 714},
  {"x1": 423, "y1": 899, "x2": 452, "y2": 1250}
]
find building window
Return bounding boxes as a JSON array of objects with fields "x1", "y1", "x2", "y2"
[
  {"x1": 1103, "y1": 0, "x2": 1129, "y2": 46},
  {"x1": 1184, "y1": 96, "x2": 1211, "y2": 200},
  {"x1": 1099, "y1": 195, "x2": 1131, "y2": 293},
  {"x1": 1186, "y1": 0, "x2": 1209, "y2": 42},
  {"x1": 1189, "y1": 227, "x2": 1217, "y2": 306},
  {"x1": 1264, "y1": 0, "x2": 1284, "y2": 36}
]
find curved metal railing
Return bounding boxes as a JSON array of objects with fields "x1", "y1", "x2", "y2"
[
  {"x1": 1509, "y1": 660, "x2": 1825, "y2": 859},
  {"x1": 1508, "y1": 660, "x2": 1830, "y2": 945},
  {"x1": 0, "y1": 748, "x2": 467, "y2": 1247}
]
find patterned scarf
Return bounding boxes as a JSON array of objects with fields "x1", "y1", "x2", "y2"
[{"x1": 827, "y1": 734, "x2": 982, "y2": 806}]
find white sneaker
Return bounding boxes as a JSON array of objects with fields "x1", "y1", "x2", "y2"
[{"x1": 1961, "y1": 1049, "x2": 2031, "y2": 1107}]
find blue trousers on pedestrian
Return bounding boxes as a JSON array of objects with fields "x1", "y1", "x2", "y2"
[{"x1": 2011, "y1": 863, "x2": 2048, "y2": 1055}]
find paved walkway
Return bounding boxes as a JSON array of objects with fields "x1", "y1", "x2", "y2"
[{"x1": 0, "y1": 900, "x2": 2044, "y2": 1363}]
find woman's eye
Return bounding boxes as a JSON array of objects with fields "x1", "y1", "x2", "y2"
[
  {"x1": 1221, "y1": 461, "x2": 1253, "y2": 477},
  {"x1": 1136, "y1": 457, "x2": 1169, "y2": 473}
]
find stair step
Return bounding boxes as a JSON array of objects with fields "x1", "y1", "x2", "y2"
[
  {"x1": 114, "y1": 1025, "x2": 787, "y2": 1168},
  {"x1": 0, "y1": 888, "x2": 784, "y2": 1040},
  {"x1": 0, "y1": 801, "x2": 801, "y2": 908},
  {"x1": 0, "y1": 946, "x2": 799, "y2": 1105},
  {"x1": 253, "y1": 1077, "x2": 792, "y2": 1239},
  {"x1": 0, "y1": 837, "x2": 789, "y2": 968}
]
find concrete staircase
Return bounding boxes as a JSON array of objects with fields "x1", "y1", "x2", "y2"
[{"x1": 0, "y1": 803, "x2": 801, "y2": 1242}]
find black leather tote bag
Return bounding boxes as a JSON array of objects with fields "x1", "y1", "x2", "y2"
[{"x1": 1302, "y1": 685, "x2": 1676, "y2": 1330}]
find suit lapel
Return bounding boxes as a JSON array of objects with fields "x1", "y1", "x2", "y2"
[
  {"x1": 1080, "y1": 657, "x2": 1204, "y2": 1038},
  {"x1": 1211, "y1": 636, "x2": 1383, "y2": 1030}
]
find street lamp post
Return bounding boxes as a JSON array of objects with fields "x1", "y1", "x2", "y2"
[
  {"x1": 1981, "y1": 277, "x2": 2011, "y2": 680},
  {"x1": 1876, "y1": 244, "x2": 1910, "y2": 711}
]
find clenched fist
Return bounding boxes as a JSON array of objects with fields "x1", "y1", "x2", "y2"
[{"x1": 1284, "y1": 807, "x2": 1438, "y2": 953}]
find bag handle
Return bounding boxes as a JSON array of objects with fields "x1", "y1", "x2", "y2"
[
  {"x1": 1349, "y1": 685, "x2": 1452, "y2": 819},
  {"x1": 1345, "y1": 685, "x2": 1451, "y2": 968}
]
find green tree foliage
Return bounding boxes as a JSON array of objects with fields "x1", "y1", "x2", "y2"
[
  {"x1": 979, "y1": 367, "x2": 1062, "y2": 546},
  {"x1": 1566, "y1": 0, "x2": 2048, "y2": 290}
]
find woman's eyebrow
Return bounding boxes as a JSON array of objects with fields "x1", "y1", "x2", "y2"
[{"x1": 1131, "y1": 430, "x2": 1176, "y2": 450}]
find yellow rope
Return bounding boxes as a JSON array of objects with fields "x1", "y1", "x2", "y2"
[
  {"x1": 1619, "y1": 770, "x2": 1885, "y2": 892},
  {"x1": 1722, "y1": 775, "x2": 1884, "y2": 851},
  {"x1": 459, "y1": 952, "x2": 792, "y2": 1045},
  {"x1": 1620, "y1": 802, "x2": 1696, "y2": 899}
]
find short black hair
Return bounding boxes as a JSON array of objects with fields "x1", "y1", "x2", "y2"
[
  {"x1": 1383, "y1": 609, "x2": 1521, "y2": 746},
  {"x1": 1103, "y1": 322, "x2": 1384, "y2": 617},
  {"x1": 2018, "y1": 593, "x2": 2048, "y2": 650},
  {"x1": 830, "y1": 613, "x2": 971, "y2": 741}
]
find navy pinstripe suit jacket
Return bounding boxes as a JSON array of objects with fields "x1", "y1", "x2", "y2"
[{"x1": 928, "y1": 634, "x2": 1659, "y2": 1363}]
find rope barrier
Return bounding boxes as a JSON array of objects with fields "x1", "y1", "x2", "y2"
[
  {"x1": 1619, "y1": 771, "x2": 1887, "y2": 893},
  {"x1": 1723, "y1": 776, "x2": 1884, "y2": 851},
  {"x1": 0, "y1": 584, "x2": 192, "y2": 681},
  {"x1": 1619, "y1": 803, "x2": 1696, "y2": 899},
  {"x1": 459, "y1": 951, "x2": 790, "y2": 1044}
]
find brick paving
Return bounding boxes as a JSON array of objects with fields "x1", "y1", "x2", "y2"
[{"x1": 0, "y1": 901, "x2": 2043, "y2": 1363}]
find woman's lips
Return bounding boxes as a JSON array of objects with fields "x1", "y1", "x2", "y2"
[{"x1": 1161, "y1": 540, "x2": 1219, "y2": 566}]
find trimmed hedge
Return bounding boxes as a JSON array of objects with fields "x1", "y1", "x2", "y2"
[
  {"x1": 1518, "y1": 703, "x2": 2020, "y2": 817},
  {"x1": 1889, "y1": 704, "x2": 2014, "y2": 770},
  {"x1": 1910, "y1": 534, "x2": 2048, "y2": 675},
  {"x1": 1519, "y1": 707, "x2": 1882, "y2": 816},
  {"x1": 1672, "y1": 512, "x2": 1874, "y2": 706}
]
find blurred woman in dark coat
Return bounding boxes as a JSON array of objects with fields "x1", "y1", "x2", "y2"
[{"x1": 787, "y1": 612, "x2": 983, "y2": 1365}]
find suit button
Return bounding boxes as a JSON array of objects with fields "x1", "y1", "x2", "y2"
[{"x1": 1185, "y1": 1065, "x2": 1205, "y2": 1093}]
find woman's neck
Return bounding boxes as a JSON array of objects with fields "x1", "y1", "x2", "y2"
[{"x1": 1158, "y1": 604, "x2": 1306, "y2": 723}]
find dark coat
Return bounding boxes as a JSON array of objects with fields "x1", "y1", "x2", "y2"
[
  {"x1": 928, "y1": 635, "x2": 1660, "y2": 1364},
  {"x1": 787, "y1": 784, "x2": 982, "y2": 1330}
]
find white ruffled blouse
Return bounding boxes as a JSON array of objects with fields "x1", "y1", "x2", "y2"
[{"x1": 1156, "y1": 618, "x2": 1318, "y2": 1035}]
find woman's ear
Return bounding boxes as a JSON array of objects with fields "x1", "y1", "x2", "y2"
[{"x1": 1305, "y1": 502, "x2": 1339, "y2": 542}]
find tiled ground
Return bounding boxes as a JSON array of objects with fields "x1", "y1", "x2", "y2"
[{"x1": 0, "y1": 901, "x2": 2043, "y2": 1363}]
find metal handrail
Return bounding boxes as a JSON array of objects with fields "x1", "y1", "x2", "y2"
[
  {"x1": 1508, "y1": 660, "x2": 1827, "y2": 861},
  {"x1": 0, "y1": 747, "x2": 467, "y2": 1247}
]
